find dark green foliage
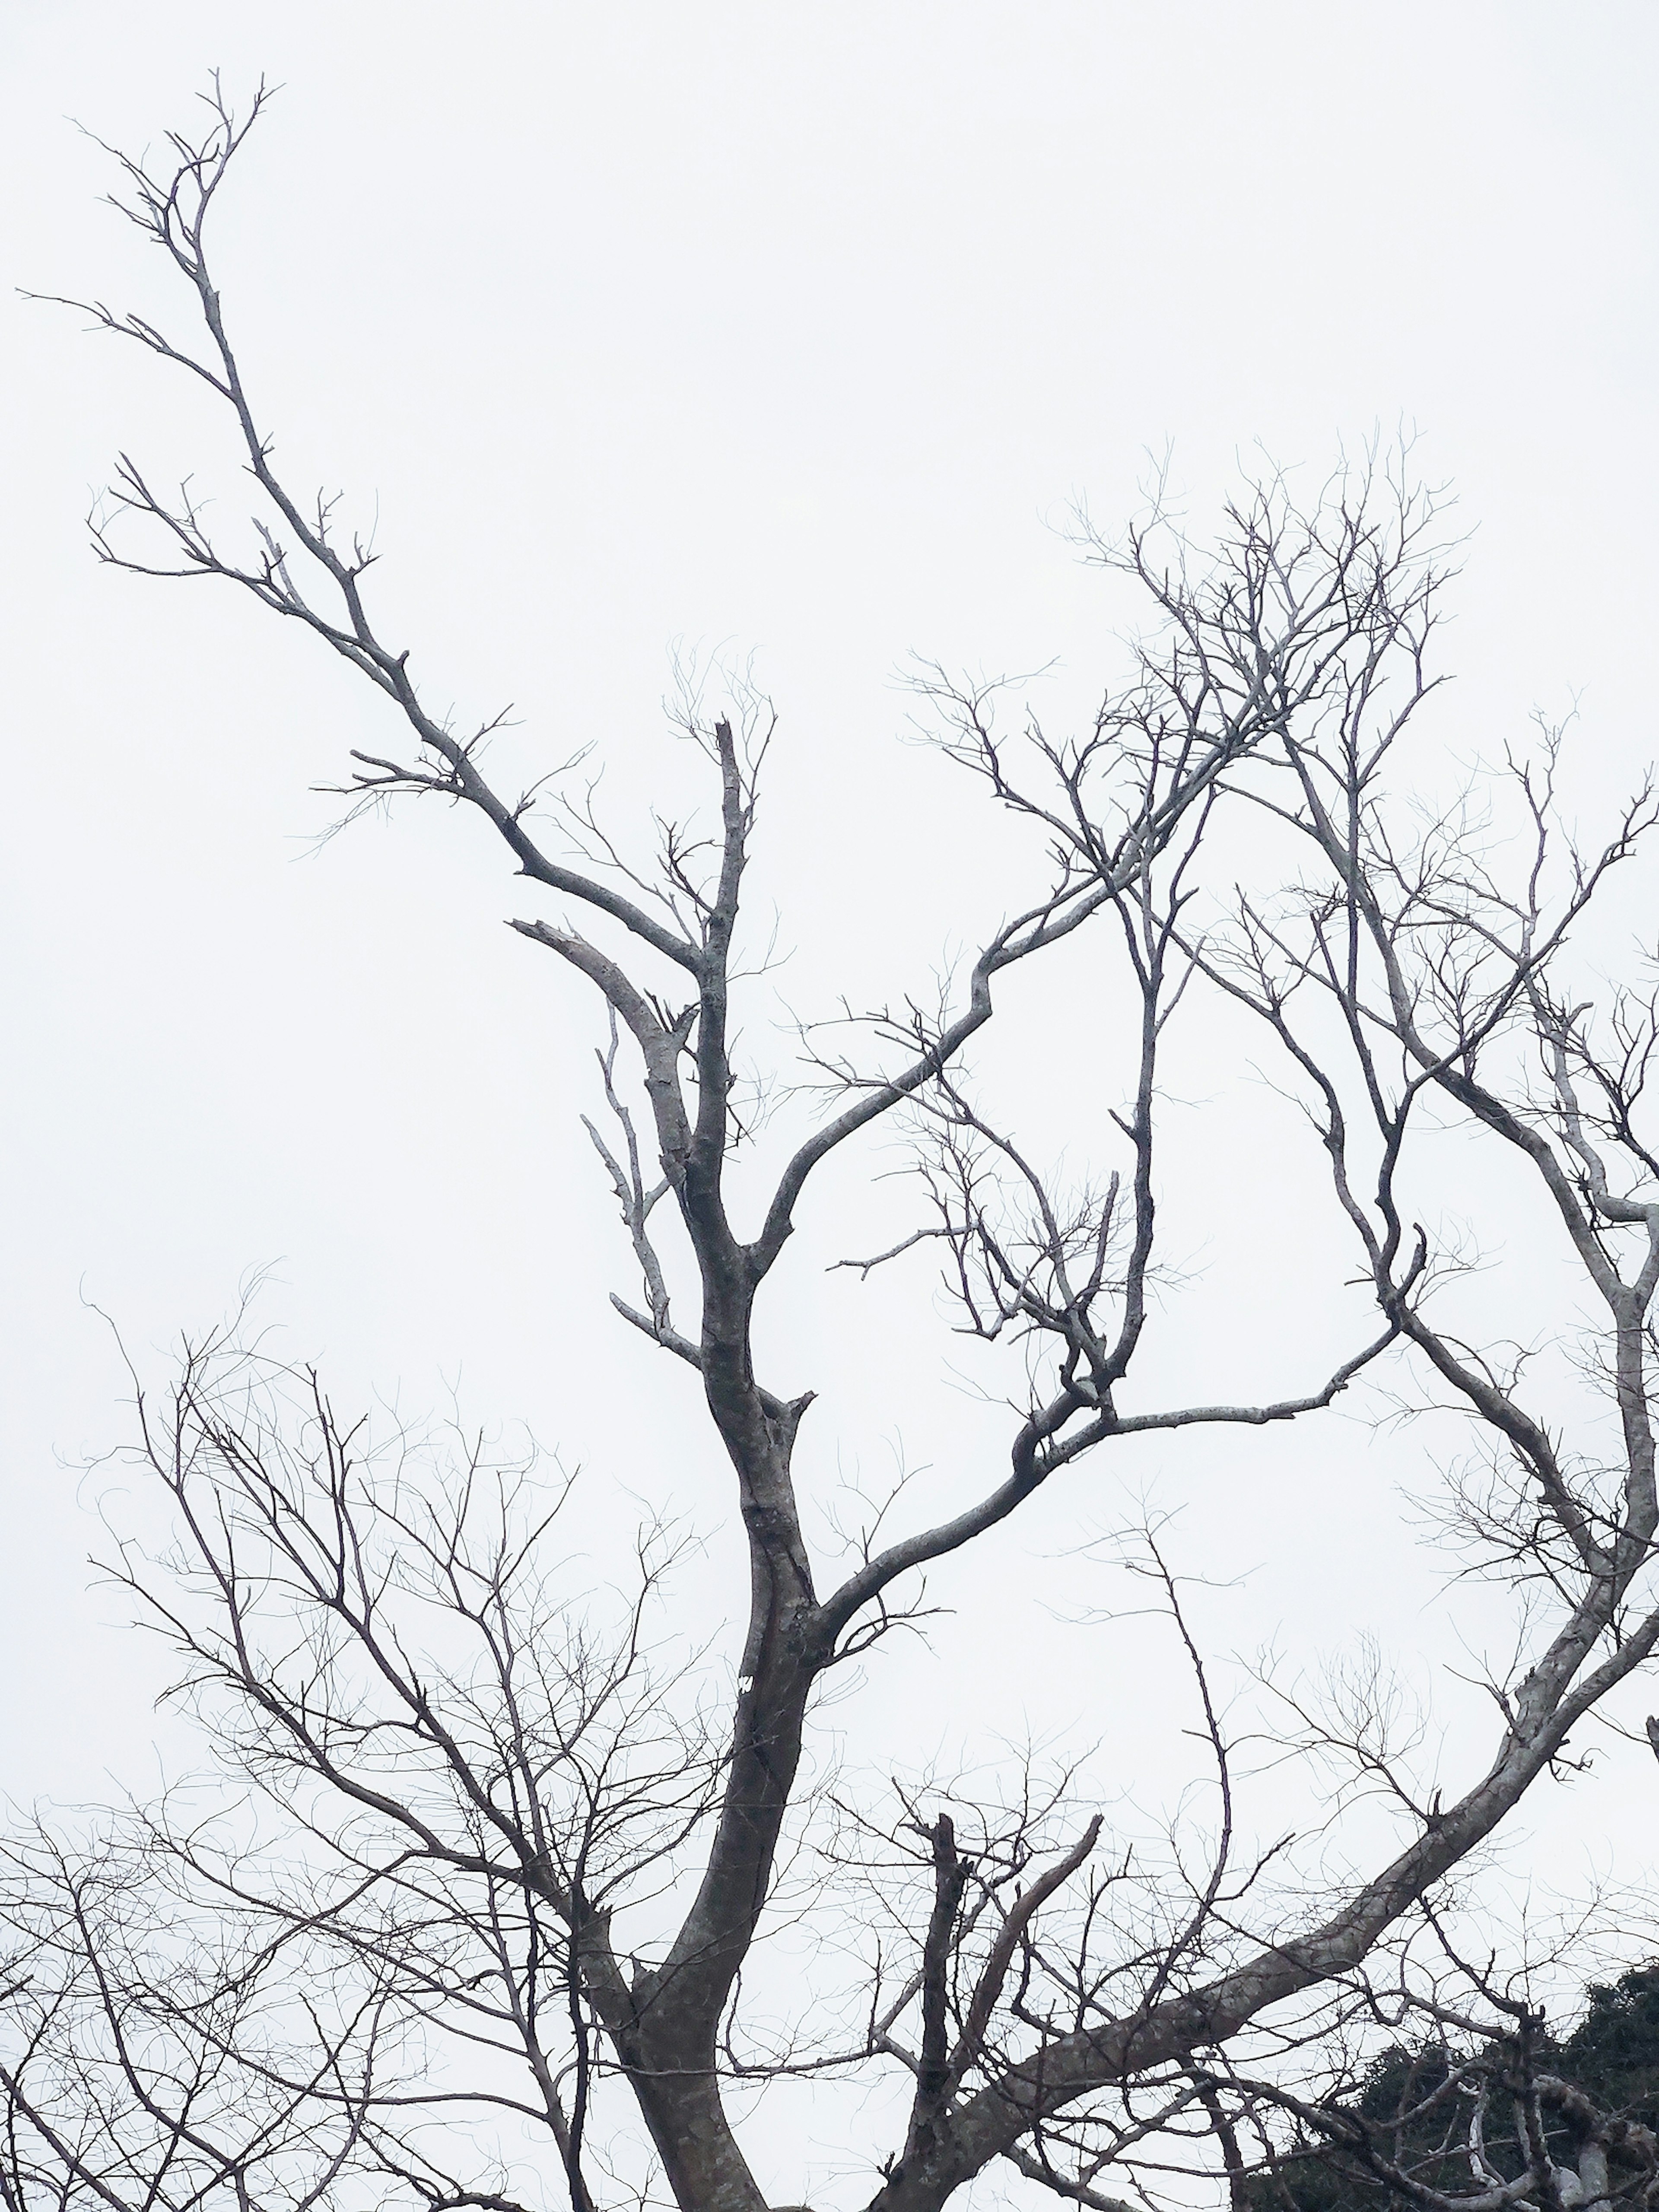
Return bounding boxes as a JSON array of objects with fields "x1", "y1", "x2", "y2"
[
  {"x1": 1245, "y1": 2042, "x2": 1493, "y2": 2212},
  {"x1": 1559, "y1": 1967, "x2": 1659, "y2": 2135},
  {"x1": 1243, "y1": 1965, "x2": 1659, "y2": 2212}
]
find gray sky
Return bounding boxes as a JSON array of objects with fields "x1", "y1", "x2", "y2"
[{"x1": 3, "y1": 5, "x2": 1659, "y2": 2193}]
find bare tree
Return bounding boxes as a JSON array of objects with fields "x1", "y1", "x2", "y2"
[
  {"x1": 0, "y1": 1814, "x2": 397, "y2": 2212},
  {"x1": 17, "y1": 78, "x2": 1659, "y2": 2212}
]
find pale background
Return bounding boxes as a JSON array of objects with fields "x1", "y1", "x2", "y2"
[{"x1": 2, "y1": 4, "x2": 1658, "y2": 2200}]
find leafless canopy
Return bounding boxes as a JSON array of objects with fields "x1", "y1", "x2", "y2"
[{"x1": 15, "y1": 79, "x2": 1659, "y2": 2212}]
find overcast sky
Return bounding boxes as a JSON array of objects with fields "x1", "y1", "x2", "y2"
[{"x1": 3, "y1": 8, "x2": 1659, "y2": 2189}]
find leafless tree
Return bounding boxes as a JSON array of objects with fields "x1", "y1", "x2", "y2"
[
  {"x1": 17, "y1": 77, "x2": 1659, "y2": 2212},
  {"x1": 0, "y1": 1813, "x2": 397, "y2": 2212}
]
